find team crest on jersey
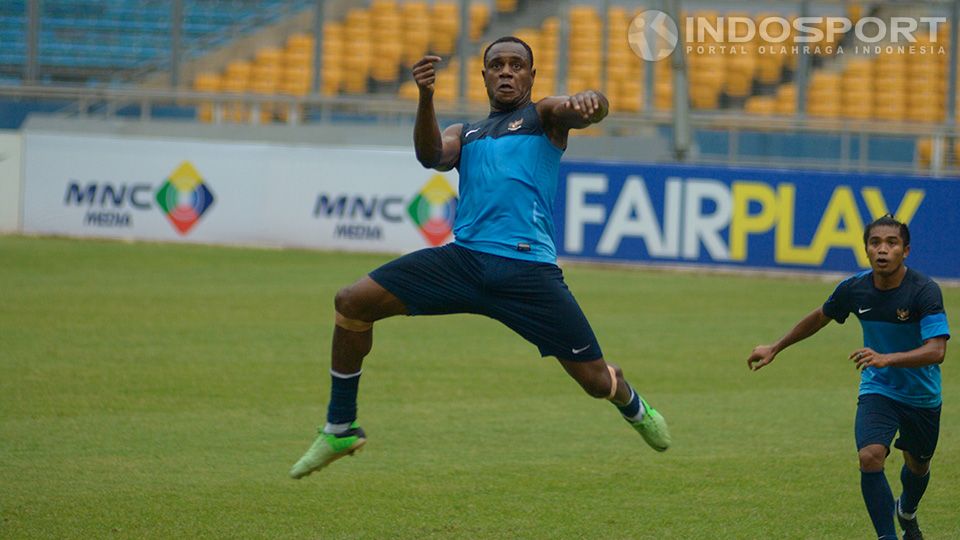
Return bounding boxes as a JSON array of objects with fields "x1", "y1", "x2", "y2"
[
  {"x1": 507, "y1": 118, "x2": 523, "y2": 131},
  {"x1": 897, "y1": 308, "x2": 910, "y2": 321}
]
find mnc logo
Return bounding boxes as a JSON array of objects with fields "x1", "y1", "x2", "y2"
[
  {"x1": 155, "y1": 161, "x2": 216, "y2": 235},
  {"x1": 407, "y1": 174, "x2": 457, "y2": 246}
]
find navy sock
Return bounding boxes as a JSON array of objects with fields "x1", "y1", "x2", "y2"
[
  {"x1": 899, "y1": 464, "x2": 930, "y2": 515},
  {"x1": 860, "y1": 470, "x2": 896, "y2": 539},
  {"x1": 326, "y1": 369, "x2": 361, "y2": 425},
  {"x1": 616, "y1": 387, "x2": 641, "y2": 418}
]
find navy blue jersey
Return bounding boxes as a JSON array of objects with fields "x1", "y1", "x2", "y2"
[
  {"x1": 454, "y1": 102, "x2": 563, "y2": 263},
  {"x1": 823, "y1": 268, "x2": 950, "y2": 407}
]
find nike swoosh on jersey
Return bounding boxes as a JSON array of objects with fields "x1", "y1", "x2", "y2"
[
  {"x1": 858, "y1": 307, "x2": 872, "y2": 314},
  {"x1": 464, "y1": 128, "x2": 481, "y2": 137},
  {"x1": 571, "y1": 345, "x2": 590, "y2": 354}
]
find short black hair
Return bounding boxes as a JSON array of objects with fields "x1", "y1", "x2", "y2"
[
  {"x1": 864, "y1": 214, "x2": 910, "y2": 247},
  {"x1": 483, "y1": 36, "x2": 534, "y2": 68}
]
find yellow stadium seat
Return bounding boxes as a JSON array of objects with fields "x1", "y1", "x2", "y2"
[
  {"x1": 220, "y1": 75, "x2": 248, "y2": 94},
  {"x1": 288, "y1": 33, "x2": 315, "y2": 51},
  {"x1": 690, "y1": 70, "x2": 724, "y2": 92},
  {"x1": 285, "y1": 49, "x2": 313, "y2": 70},
  {"x1": 873, "y1": 103, "x2": 906, "y2": 121},
  {"x1": 398, "y1": 80, "x2": 420, "y2": 101},
  {"x1": 255, "y1": 47, "x2": 283, "y2": 67},
  {"x1": 842, "y1": 101, "x2": 872, "y2": 120},
  {"x1": 845, "y1": 58, "x2": 873, "y2": 77},
  {"x1": 690, "y1": 87, "x2": 720, "y2": 109},
  {"x1": 194, "y1": 73, "x2": 219, "y2": 92},
  {"x1": 916, "y1": 138, "x2": 940, "y2": 167},
  {"x1": 907, "y1": 105, "x2": 944, "y2": 123},
  {"x1": 617, "y1": 80, "x2": 643, "y2": 112},
  {"x1": 654, "y1": 79, "x2": 672, "y2": 110},
  {"x1": 756, "y1": 57, "x2": 784, "y2": 85},
  {"x1": 496, "y1": 0, "x2": 518, "y2": 13},
  {"x1": 283, "y1": 66, "x2": 312, "y2": 89},
  {"x1": 776, "y1": 85, "x2": 797, "y2": 115},
  {"x1": 570, "y1": 5, "x2": 598, "y2": 20},
  {"x1": 841, "y1": 85, "x2": 872, "y2": 109},
  {"x1": 725, "y1": 75, "x2": 752, "y2": 98},
  {"x1": 807, "y1": 102, "x2": 841, "y2": 118},
  {"x1": 470, "y1": 3, "x2": 490, "y2": 40},
  {"x1": 321, "y1": 67, "x2": 341, "y2": 95},
  {"x1": 193, "y1": 73, "x2": 220, "y2": 123},
  {"x1": 744, "y1": 96, "x2": 776, "y2": 115},
  {"x1": 226, "y1": 61, "x2": 252, "y2": 81},
  {"x1": 251, "y1": 66, "x2": 281, "y2": 103}
]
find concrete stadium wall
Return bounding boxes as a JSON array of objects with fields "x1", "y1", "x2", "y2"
[{"x1": 0, "y1": 131, "x2": 21, "y2": 232}]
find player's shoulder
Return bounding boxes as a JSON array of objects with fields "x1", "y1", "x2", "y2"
[
  {"x1": 837, "y1": 269, "x2": 873, "y2": 290},
  {"x1": 904, "y1": 267, "x2": 943, "y2": 295},
  {"x1": 904, "y1": 266, "x2": 934, "y2": 284}
]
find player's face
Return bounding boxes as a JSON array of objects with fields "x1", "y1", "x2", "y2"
[
  {"x1": 865, "y1": 224, "x2": 910, "y2": 277},
  {"x1": 482, "y1": 42, "x2": 535, "y2": 108}
]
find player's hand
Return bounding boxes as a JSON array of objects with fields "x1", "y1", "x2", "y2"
[
  {"x1": 412, "y1": 55, "x2": 442, "y2": 95},
  {"x1": 564, "y1": 90, "x2": 606, "y2": 122},
  {"x1": 747, "y1": 344, "x2": 777, "y2": 371},
  {"x1": 850, "y1": 348, "x2": 889, "y2": 370}
]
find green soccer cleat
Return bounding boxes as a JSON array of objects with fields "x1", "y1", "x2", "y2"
[
  {"x1": 628, "y1": 396, "x2": 671, "y2": 452},
  {"x1": 289, "y1": 422, "x2": 366, "y2": 479}
]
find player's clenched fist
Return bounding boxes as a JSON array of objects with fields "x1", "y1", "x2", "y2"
[
  {"x1": 564, "y1": 90, "x2": 607, "y2": 122},
  {"x1": 412, "y1": 55, "x2": 442, "y2": 94}
]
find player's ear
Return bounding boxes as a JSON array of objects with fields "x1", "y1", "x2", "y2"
[
  {"x1": 531, "y1": 67, "x2": 536, "y2": 81},
  {"x1": 903, "y1": 244, "x2": 910, "y2": 258}
]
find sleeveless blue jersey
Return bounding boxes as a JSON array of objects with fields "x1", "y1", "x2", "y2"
[
  {"x1": 454, "y1": 102, "x2": 563, "y2": 263},
  {"x1": 823, "y1": 267, "x2": 951, "y2": 408}
]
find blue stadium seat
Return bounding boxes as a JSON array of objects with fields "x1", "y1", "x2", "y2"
[{"x1": 1, "y1": 0, "x2": 313, "y2": 83}]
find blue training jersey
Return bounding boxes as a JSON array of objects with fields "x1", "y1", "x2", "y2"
[
  {"x1": 822, "y1": 267, "x2": 951, "y2": 408},
  {"x1": 453, "y1": 102, "x2": 563, "y2": 263}
]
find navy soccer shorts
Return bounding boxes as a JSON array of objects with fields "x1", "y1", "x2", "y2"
[
  {"x1": 368, "y1": 243, "x2": 603, "y2": 361},
  {"x1": 855, "y1": 393, "x2": 941, "y2": 462}
]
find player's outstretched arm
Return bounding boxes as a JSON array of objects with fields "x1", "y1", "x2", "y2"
[
  {"x1": 537, "y1": 90, "x2": 610, "y2": 131},
  {"x1": 748, "y1": 307, "x2": 832, "y2": 371},
  {"x1": 412, "y1": 55, "x2": 462, "y2": 171}
]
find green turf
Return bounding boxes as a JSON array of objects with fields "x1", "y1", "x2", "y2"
[{"x1": 1, "y1": 235, "x2": 957, "y2": 539}]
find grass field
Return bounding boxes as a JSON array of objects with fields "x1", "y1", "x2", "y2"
[{"x1": 1, "y1": 235, "x2": 958, "y2": 539}]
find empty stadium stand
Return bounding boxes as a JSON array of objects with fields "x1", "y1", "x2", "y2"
[{"x1": 0, "y1": 0, "x2": 313, "y2": 84}]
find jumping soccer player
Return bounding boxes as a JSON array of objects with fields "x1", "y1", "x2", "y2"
[
  {"x1": 747, "y1": 215, "x2": 949, "y2": 540},
  {"x1": 290, "y1": 36, "x2": 671, "y2": 479}
]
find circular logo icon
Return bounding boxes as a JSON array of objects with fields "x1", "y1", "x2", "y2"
[{"x1": 628, "y1": 10, "x2": 679, "y2": 61}]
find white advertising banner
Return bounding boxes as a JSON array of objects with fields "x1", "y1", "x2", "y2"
[
  {"x1": 0, "y1": 132, "x2": 22, "y2": 232},
  {"x1": 22, "y1": 133, "x2": 459, "y2": 252}
]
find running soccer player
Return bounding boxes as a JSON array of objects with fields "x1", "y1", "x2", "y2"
[
  {"x1": 747, "y1": 215, "x2": 949, "y2": 540},
  {"x1": 290, "y1": 36, "x2": 671, "y2": 479}
]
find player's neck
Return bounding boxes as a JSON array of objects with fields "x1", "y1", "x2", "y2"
[
  {"x1": 872, "y1": 265, "x2": 907, "y2": 290},
  {"x1": 490, "y1": 97, "x2": 531, "y2": 115}
]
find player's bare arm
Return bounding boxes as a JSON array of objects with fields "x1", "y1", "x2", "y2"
[
  {"x1": 536, "y1": 90, "x2": 609, "y2": 149},
  {"x1": 850, "y1": 336, "x2": 947, "y2": 370},
  {"x1": 747, "y1": 307, "x2": 832, "y2": 371},
  {"x1": 412, "y1": 55, "x2": 462, "y2": 171}
]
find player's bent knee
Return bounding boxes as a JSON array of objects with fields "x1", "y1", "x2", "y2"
[
  {"x1": 335, "y1": 285, "x2": 373, "y2": 320},
  {"x1": 333, "y1": 287, "x2": 354, "y2": 315},
  {"x1": 858, "y1": 445, "x2": 887, "y2": 471},
  {"x1": 579, "y1": 367, "x2": 616, "y2": 399},
  {"x1": 335, "y1": 311, "x2": 373, "y2": 332}
]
